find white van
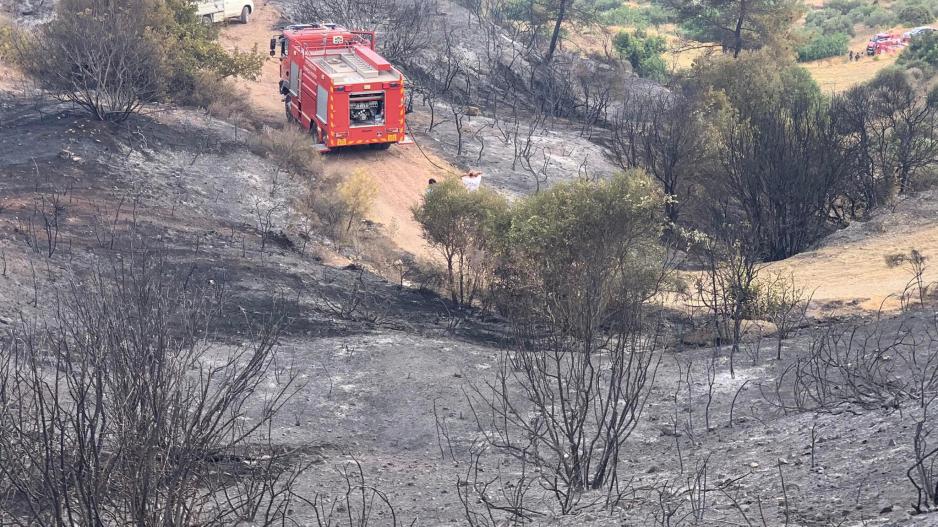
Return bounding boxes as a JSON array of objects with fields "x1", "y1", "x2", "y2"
[{"x1": 195, "y1": 0, "x2": 254, "y2": 24}]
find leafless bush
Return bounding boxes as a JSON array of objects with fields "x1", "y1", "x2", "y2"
[
  {"x1": 253, "y1": 196, "x2": 286, "y2": 252},
  {"x1": 298, "y1": 458, "x2": 414, "y2": 527},
  {"x1": 766, "y1": 314, "x2": 938, "y2": 413},
  {"x1": 185, "y1": 73, "x2": 264, "y2": 132},
  {"x1": 462, "y1": 319, "x2": 661, "y2": 517},
  {"x1": 19, "y1": 179, "x2": 71, "y2": 258},
  {"x1": 0, "y1": 244, "x2": 301, "y2": 525},
  {"x1": 690, "y1": 230, "x2": 762, "y2": 377},
  {"x1": 908, "y1": 401, "x2": 938, "y2": 515},
  {"x1": 758, "y1": 272, "x2": 812, "y2": 360},
  {"x1": 250, "y1": 125, "x2": 323, "y2": 179},
  {"x1": 315, "y1": 267, "x2": 391, "y2": 324},
  {"x1": 17, "y1": 0, "x2": 163, "y2": 121},
  {"x1": 769, "y1": 324, "x2": 905, "y2": 412},
  {"x1": 886, "y1": 249, "x2": 933, "y2": 311},
  {"x1": 909, "y1": 418, "x2": 938, "y2": 513},
  {"x1": 651, "y1": 455, "x2": 712, "y2": 526},
  {"x1": 291, "y1": 0, "x2": 436, "y2": 66}
]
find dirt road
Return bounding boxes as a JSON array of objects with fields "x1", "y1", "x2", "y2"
[{"x1": 218, "y1": 2, "x2": 454, "y2": 260}]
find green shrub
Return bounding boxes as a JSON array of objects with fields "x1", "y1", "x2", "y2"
[
  {"x1": 805, "y1": 8, "x2": 855, "y2": 36},
  {"x1": 645, "y1": 5, "x2": 674, "y2": 27},
  {"x1": 857, "y1": 5, "x2": 897, "y2": 27},
  {"x1": 899, "y1": 31, "x2": 938, "y2": 73},
  {"x1": 825, "y1": 0, "x2": 864, "y2": 14},
  {"x1": 249, "y1": 125, "x2": 323, "y2": 176},
  {"x1": 589, "y1": 0, "x2": 621, "y2": 12},
  {"x1": 599, "y1": 5, "x2": 648, "y2": 27},
  {"x1": 0, "y1": 18, "x2": 14, "y2": 63},
  {"x1": 585, "y1": 0, "x2": 674, "y2": 29},
  {"x1": 497, "y1": 170, "x2": 664, "y2": 326},
  {"x1": 412, "y1": 179, "x2": 509, "y2": 306},
  {"x1": 159, "y1": 0, "x2": 263, "y2": 98},
  {"x1": 802, "y1": 0, "x2": 899, "y2": 40},
  {"x1": 613, "y1": 29, "x2": 668, "y2": 80},
  {"x1": 898, "y1": 4, "x2": 934, "y2": 26},
  {"x1": 797, "y1": 32, "x2": 850, "y2": 62}
]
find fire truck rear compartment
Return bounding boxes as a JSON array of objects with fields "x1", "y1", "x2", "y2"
[{"x1": 349, "y1": 92, "x2": 385, "y2": 127}]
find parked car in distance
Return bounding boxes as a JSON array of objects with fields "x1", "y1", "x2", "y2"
[
  {"x1": 195, "y1": 0, "x2": 254, "y2": 24},
  {"x1": 903, "y1": 26, "x2": 936, "y2": 42}
]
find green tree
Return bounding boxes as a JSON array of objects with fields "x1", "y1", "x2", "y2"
[
  {"x1": 836, "y1": 68, "x2": 938, "y2": 204},
  {"x1": 686, "y1": 52, "x2": 847, "y2": 260},
  {"x1": 412, "y1": 179, "x2": 509, "y2": 306},
  {"x1": 668, "y1": 0, "x2": 803, "y2": 57},
  {"x1": 501, "y1": 170, "x2": 664, "y2": 327},
  {"x1": 613, "y1": 29, "x2": 668, "y2": 80},
  {"x1": 899, "y1": 31, "x2": 938, "y2": 74},
  {"x1": 898, "y1": 3, "x2": 934, "y2": 26},
  {"x1": 796, "y1": 32, "x2": 849, "y2": 62},
  {"x1": 157, "y1": 0, "x2": 264, "y2": 96},
  {"x1": 686, "y1": 49, "x2": 821, "y2": 121},
  {"x1": 804, "y1": 8, "x2": 854, "y2": 36}
]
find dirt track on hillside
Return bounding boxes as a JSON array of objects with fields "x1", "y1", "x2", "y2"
[{"x1": 218, "y1": 3, "x2": 455, "y2": 260}]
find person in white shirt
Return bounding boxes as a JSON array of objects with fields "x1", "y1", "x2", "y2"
[{"x1": 461, "y1": 170, "x2": 482, "y2": 192}]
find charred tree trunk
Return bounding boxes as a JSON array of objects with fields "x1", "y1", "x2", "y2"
[{"x1": 546, "y1": 0, "x2": 568, "y2": 62}]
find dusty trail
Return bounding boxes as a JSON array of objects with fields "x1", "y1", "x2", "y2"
[{"x1": 219, "y1": 2, "x2": 455, "y2": 259}]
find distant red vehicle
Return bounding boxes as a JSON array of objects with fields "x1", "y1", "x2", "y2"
[
  {"x1": 270, "y1": 24, "x2": 406, "y2": 150},
  {"x1": 866, "y1": 32, "x2": 903, "y2": 55}
]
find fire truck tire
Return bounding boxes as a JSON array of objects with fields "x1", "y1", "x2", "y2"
[
  {"x1": 201, "y1": 15, "x2": 212, "y2": 25},
  {"x1": 240, "y1": 6, "x2": 251, "y2": 24}
]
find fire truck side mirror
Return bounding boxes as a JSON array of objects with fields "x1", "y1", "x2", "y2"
[{"x1": 269, "y1": 37, "x2": 277, "y2": 56}]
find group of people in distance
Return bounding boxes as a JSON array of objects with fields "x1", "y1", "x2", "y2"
[{"x1": 426, "y1": 170, "x2": 482, "y2": 194}]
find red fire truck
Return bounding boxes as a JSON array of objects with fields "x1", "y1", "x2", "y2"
[{"x1": 270, "y1": 24, "x2": 406, "y2": 150}]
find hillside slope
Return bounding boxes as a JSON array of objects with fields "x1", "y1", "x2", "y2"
[{"x1": 769, "y1": 191, "x2": 938, "y2": 314}]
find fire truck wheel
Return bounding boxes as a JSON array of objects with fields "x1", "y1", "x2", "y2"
[
  {"x1": 240, "y1": 6, "x2": 251, "y2": 24},
  {"x1": 201, "y1": 15, "x2": 212, "y2": 25}
]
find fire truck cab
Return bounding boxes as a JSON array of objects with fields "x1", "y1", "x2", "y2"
[{"x1": 271, "y1": 24, "x2": 406, "y2": 150}]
